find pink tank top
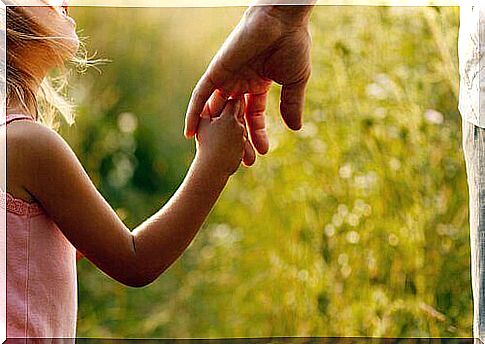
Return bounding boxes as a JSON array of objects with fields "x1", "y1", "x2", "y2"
[{"x1": 2, "y1": 114, "x2": 78, "y2": 339}]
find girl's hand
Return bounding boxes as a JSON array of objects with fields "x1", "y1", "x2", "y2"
[
  {"x1": 184, "y1": 4, "x2": 314, "y2": 161},
  {"x1": 195, "y1": 99, "x2": 253, "y2": 177}
]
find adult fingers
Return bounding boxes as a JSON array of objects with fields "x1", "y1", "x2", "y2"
[
  {"x1": 280, "y1": 79, "x2": 308, "y2": 131},
  {"x1": 184, "y1": 73, "x2": 216, "y2": 138},
  {"x1": 245, "y1": 93, "x2": 269, "y2": 155},
  {"x1": 242, "y1": 139, "x2": 256, "y2": 167}
]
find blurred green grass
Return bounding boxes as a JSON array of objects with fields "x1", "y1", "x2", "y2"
[{"x1": 63, "y1": 6, "x2": 469, "y2": 338}]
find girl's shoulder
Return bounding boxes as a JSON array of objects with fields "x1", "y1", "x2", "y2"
[
  {"x1": 7, "y1": 119, "x2": 66, "y2": 164},
  {"x1": 7, "y1": 119, "x2": 66, "y2": 153},
  {"x1": 6, "y1": 120, "x2": 70, "y2": 203}
]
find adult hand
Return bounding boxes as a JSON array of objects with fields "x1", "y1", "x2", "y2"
[{"x1": 184, "y1": 5, "x2": 314, "y2": 166}]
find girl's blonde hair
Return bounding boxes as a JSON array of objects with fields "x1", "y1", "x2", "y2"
[{"x1": 5, "y1": 6, "x2": 92, "y2": 129}]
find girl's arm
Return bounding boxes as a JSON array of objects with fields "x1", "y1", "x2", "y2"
[{"x1": 12, "y1": 100, "x2": 245, "y2": 287}]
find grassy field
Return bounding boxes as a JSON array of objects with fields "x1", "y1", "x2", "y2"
[{"x1": 64, "y1": 5, "x2": 469, "y2": 338}]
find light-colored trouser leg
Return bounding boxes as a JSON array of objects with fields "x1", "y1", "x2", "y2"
[{"x1": 463, "y1": 119, "x2": 485, "y2": 343}]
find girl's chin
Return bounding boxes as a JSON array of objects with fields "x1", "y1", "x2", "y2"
[{"x1": 61, "y1": 37, "x2": 81, "y2": 60}]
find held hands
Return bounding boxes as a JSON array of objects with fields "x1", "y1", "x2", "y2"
[
  {"x1": 195, "y1": 99, "x2": 254, "y2": 178},
  {"x1": 185, "y1": 6, "x2": 313, "y2": 166}
]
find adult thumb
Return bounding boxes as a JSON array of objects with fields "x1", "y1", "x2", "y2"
[{"x1": 280, "y1": 80, "x2": 308, "y2": 131}]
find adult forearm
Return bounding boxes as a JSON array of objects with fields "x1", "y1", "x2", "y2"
[
  {"x1": 129, "y1": 155, "x2": 228, "y2": 287},
  {"x1": 249, "y1": 0, "x2": 316, "y2": 25}
]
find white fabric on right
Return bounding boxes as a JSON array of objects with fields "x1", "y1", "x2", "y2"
[{"x1": 459, "y1": 1, "x2": 484, "y2": 128}]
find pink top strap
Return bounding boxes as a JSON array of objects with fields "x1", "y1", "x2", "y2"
[{"x1": 1, "y1": 113, "x2": 35, "y2": 126}]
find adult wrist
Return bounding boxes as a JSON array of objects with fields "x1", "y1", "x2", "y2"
[{"x1": 247, "y1": 3, "x2": 314, "y2": 27}]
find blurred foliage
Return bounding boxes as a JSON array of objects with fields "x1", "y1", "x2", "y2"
[{"x1": 62, "y1": 5, "x2": 469, "y2": 338}]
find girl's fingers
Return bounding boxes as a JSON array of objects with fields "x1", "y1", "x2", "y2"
[
  {"x1": 241, "y1": 111, "x2": 256, "y2": 167},
  {"x1": 219, "y1": 99, "x2": 240, "y2": 120},
  {"x1": 201, "y1": 89, "x2": 228, "y2": 119},
  {"x1": 195, "y1": 117, "x2": 211, "y2": 139},
  {"x1": 245, "y1": 93, "x2": 269, "y2": 155},
  {"x1": 237, "y1": 96, "x2": 246, "y2": 123}
]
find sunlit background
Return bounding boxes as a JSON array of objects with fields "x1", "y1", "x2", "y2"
[{"x1": 63, "y1": 6, "x2": 468, "y2": 338}]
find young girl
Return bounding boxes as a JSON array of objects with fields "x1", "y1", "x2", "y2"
[{"x1": 3, "y1": 1, "x2": 250, "y2": 338}]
